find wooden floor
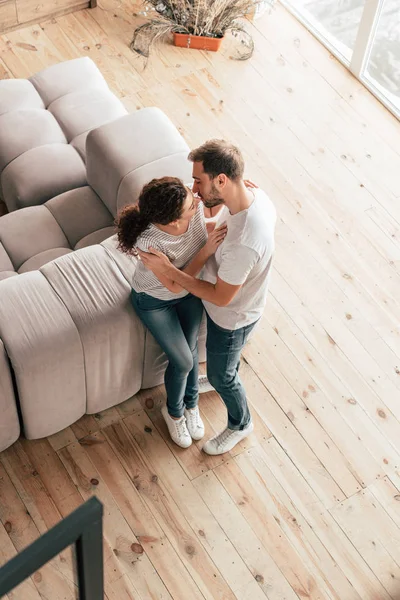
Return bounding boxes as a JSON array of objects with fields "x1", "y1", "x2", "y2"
[{"x1": 1, "y1": 2, "x2": 400, "y2": 599}]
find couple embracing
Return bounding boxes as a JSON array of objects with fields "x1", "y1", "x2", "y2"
[{"x1": 117, "y1": 140, "x2": 276, "y2": 455}]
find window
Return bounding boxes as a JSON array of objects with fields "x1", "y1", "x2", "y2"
[{"x1": 281, "y1": 0, "x2": 400, "y2": 119}]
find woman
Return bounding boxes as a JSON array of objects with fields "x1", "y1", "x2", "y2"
[{"x1": 117, "y1": 177, "x2": 227, "y2": 449}]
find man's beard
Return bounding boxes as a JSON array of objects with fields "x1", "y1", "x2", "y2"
[{"x1": 201, "y1": 183, "x2": 225, "y2": 209}]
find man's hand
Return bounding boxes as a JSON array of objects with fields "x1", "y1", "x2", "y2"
[
  {"x1": 137, "y1": 248, "x2": 172, "y2": 275},
  {"x1": 244, "y1": 179, "x2": 258, "y2": 189}
]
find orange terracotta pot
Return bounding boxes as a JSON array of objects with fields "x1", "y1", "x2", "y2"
[{"x1": 173, "y1": 33, "x2": 223, "y2": 52}]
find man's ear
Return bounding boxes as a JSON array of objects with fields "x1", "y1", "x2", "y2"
[{"x1": 217, "y1": 174, "x2": 228, "y2": 188}]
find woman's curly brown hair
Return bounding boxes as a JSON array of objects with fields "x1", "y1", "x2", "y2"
[{"x1": 116, "y1": 176, "x2": 188, "y2": 254}]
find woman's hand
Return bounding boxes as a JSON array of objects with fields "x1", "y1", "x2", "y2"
[
  {"x1": 204, "y1": 223, "x2": 227, "y2": 257},
  {"x1": 206, "y1": 221, "x2": 216, "y2": 234}
]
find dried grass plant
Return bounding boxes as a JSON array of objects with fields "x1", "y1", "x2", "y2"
[{"x1": 131, "y1": 0, "x2": 274, "y2": 60}]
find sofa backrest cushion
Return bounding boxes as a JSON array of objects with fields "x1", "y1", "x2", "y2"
[
  {"x1": 29, "y1": 57, "x2": 110, "y2": 108},
  {"x1": 86, "y1": 108, "x2": 192, "y2": 216}
]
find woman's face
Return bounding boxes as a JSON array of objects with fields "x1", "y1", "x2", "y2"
[{"x1": 179, "y1": 188, "x2": 200, "y2": 223}]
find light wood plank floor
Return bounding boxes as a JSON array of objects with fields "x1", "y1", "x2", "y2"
[{"x1": 1, "y1": 2, "x2": 400, "y2": 599}]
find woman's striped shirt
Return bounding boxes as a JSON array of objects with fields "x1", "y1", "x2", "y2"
[{"x1": 132, "y1": 202, "x2": 207, "y2": 300}]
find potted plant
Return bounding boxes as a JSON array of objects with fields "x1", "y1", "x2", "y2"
[{"x1": 131, "y1": 0, "x2": 275, "y2": 60}]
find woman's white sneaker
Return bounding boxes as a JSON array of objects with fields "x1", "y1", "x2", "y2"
[
  {"x1": 202, "y1": 422, "x2": 254, "y2": 455},
  {"x1": 184, "y1": 406, "x2": 205, "y2": 440},
  {"x1": 161, "y1": 405, "x2": 192, "y2": 448}
]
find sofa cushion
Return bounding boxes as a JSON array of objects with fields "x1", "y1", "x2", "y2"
[
  {"x1": 0, "y1": 339, "x2": 20, "y2": 452},
  {"x1": 1, "y1": 144, "x2": 87, "y2": 211},
  {"x1": 18, "y1": 248, "x2": 73, "y2": 273},
  {"x1": 0, "y1": 79, "x2": 44, "y2": 117},
  {"x1": 0, "y1": 271, "x2": 17, "y2": 281},
  {"x1": 29, "y1": 57, "x2": 110, "y2": 107},
  {"x1": 74, "y1": 227, "x2": 116, "y2": 250},
  {"x1": 49, "y1": 88, "x2": 127, "y2": 142},
  {"x1": 100, "y1": 235, "x2": 137, "y2": 285},
  {"x1": 0, "y1": 241, "x2": 14, "y2": 272},
  {"x1": 0, "y1": 271, "x2": 86, "y2": 439},
  {"x1": 0, "y1": 206, "x2": 69, "y2": 271},
  {"x1": 86, "y1": 108, "x2": 191, "y2": 216},
  {"x1": 71, "y1": 131, "x2": 89, "y2": 162},
  {"x1": 117, "y1": 153, "x2": 192, "y2": 212},
  {"x1": 40, "y1": 246, "x2": 145, "y2": 414},
  {"x1": 45, "y1": 187, "x2": 113, "y2": 248},
  {"x1": 0, "y1": 109, "x2": 66, "y2": 172}
]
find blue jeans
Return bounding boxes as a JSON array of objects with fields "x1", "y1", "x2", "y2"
[
  {"x1": 131, "y1": 290, "x2": 204, "y2": 418},
  {"x1": 206, "y1": 314, "x2": 258, "y2": 431}
]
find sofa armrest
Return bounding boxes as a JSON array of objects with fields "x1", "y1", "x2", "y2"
[
  {"x1": 0, "y1": 271, "x2": 86, "y2": 439},
  {"x1": 40, "y1": 245, "x2": 145, "y2": 415},
  {"x1": 0, "y1": 339, "x2": 20, "y2": 451},
  {"x1": 86, "y1": 108, "x2": 192, "y2": 216}
]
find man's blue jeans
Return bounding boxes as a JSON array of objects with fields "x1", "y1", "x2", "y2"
[
  {"x1": 131, "y1": 290, "x2": 203, "y2": 418},
  {"x1": 206, "y1": 314, "x2": 258, "y2": 431}
]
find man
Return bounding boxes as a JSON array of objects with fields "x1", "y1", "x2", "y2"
[{"x1": 139, "y1": 140, "x2": 276, "y2": 455}]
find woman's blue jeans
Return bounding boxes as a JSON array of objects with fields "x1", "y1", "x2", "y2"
[{"x1": 131, "y1": 290, "x2": 204, "y2": 418}]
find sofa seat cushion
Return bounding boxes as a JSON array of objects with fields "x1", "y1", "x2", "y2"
[
  {"x1": 0, "y1": 109, "x2": 66, "y2": 172},
  {"x1": 75, "y1": 227, "x2": 116, "y2": 250},
  {"x1": 49, "y1": 89, "x2": 128, "y2": 142},
  {"x1": 0, "y1": 79, "x2": 44, "y2": 117},
  {"x1": 1, "y1": 144, "x2": 87, "y2": 211},
  {"x1": 40, "y1": 246, "x2": 145, "y2": 414},
  {"x1": 18, "y1": 248, "x2": 73, "y2": 273},
  {"x1": 29, "y1": 57, "x2": 110, "y2": 107},
  {"x1": 0, "y1": 271, "x2": 17, "y2": 281},
  {"x1": 45, "y1": 187, "x2": 114, "y2": 248},
  {"x1": 0, "y1": 206, "x2": 69, "y2": 271}
]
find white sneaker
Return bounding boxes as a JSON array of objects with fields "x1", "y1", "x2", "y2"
[
  {"x1": 202, "y1": 422, "x2": 254, "y2": 455},
  {"x1": 161, "y1": 405, "x2": 192, "y2": 449},
  {"x1": 198, "y1": 374, "x2": 215, "y2": 394},
  {"x1": 184, "y1": 406, "x2": 205, "y2": 441}
]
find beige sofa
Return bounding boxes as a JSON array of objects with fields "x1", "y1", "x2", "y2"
[
  {"x1": 0, "y1": 58, "x2": 205, "y2": 450},
  {"x1": 0, "y1": 57, "x2": 126, "y2": 279}
]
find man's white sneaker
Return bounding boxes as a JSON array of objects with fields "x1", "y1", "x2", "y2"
[
  {"x1": 184, "y1": 406, "x2": 205, "y2": 441},
  {"x1": 161, "y1": 405, "x2": 192, "y2": 449},
  {"x1": 198, "y1": 374, "x2": 215, "y2": 394},
  {"x1": 202, "y1": 422, "x2": 254, "y2": 455}
]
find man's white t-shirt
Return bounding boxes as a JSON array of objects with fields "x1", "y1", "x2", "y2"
[{"x1": 202, "y1": 189, "x2": 276, "y2": 330}]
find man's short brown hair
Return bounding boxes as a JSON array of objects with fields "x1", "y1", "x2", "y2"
[{"x1": 188, "y1": 140, "x2": 245, "y2": 181}]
